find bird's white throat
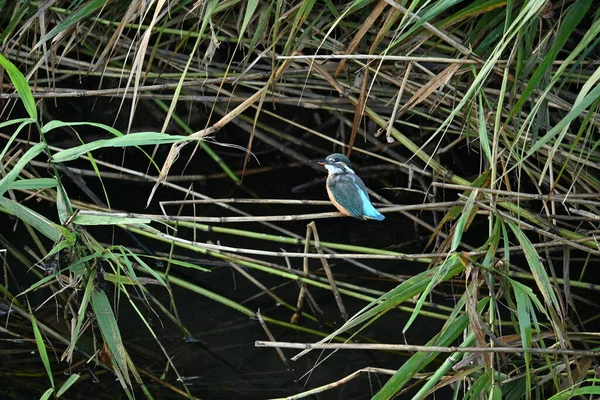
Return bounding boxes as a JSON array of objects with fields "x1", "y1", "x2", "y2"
[{"x1": 324, "y1": 163, "x2": 354, "y2": 175}]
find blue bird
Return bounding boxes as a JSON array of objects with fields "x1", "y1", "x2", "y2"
[{"x1": 314, "y1": 153, "x2": 385, "y2": 221}]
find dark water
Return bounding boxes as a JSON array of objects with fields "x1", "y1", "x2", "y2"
[
  {"x1": 9, "y1": 98, "x2": 597, "y2": 400},
  {"x1": 0, "y1": 120, "x2": 453, "y2": 400}
]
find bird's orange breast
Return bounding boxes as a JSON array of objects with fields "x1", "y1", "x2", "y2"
[{"x1": 326, "y1": 181, "x2": 351, "y2": 216}]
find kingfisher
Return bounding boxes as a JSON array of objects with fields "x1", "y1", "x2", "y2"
[{"x1": 314, "y1": 153, "x2": 385, "y2": 221}]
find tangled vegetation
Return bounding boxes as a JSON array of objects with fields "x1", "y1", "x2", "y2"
[{"x1": 1, "y1": 0, "x2": 600, "y2": 399}]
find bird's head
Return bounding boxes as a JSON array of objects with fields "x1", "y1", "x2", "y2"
[{"x1": 313, "y1": 153, "x2": 354, "y2": 175}]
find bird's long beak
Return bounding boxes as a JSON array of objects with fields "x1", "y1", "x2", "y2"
[{"x1": 311, "y1": 158, "x2": 330, "y2": 166}]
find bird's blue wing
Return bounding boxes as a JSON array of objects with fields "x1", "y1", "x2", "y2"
[
  {"x1": 350, "y1": 175, "x2": 385, "y2": 220},
  {"x1": 328, "y1": 175, "x2": 366, "y2": 219},
  {"x1": 328, "y1": 174, "x2": 384, "y2": 220},
  {"x1": 349, "y1": 173, "x2": 369, "y2": 196},
  {"x1": 355, "y1": 190, "x2": 384, "y2": 220}
]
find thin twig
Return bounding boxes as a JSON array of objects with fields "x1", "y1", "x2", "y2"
[
  {"x1": 82, "y1": 202, "x2": 462, "y2": 223},
  {"x1": 256, "y1": 309, "x2": 298, "y2": 382},
  {"x1": 255, "y1": 341, "x2": 600, "y2": 357},
  {"x1": 308, "y1": 222, "x2": 348, "y2": 321},
  {"x1": 270, "y1": 367, "x2": 397, "y2": 400},
  {"x1": 277, "y1": 54, "x2": 479, "y2": 63},
  {"x1": 432, "y1": 182, "x2": 600, "y2": 201}
]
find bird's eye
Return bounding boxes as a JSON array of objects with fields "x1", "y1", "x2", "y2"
[{"x1": 334, "y1": 157, "x2": 339, "y2": 162}]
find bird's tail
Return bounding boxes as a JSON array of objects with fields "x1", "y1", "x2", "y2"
[
  {"x1": 365, "y1": 211, "x2": 385, "y2": 221},
  {"x1": 358, "y1": 190, "x2": 385, "y2": 221},
  {"x1": 363, "y1": 203, "x2": 385, "y2": 221}
]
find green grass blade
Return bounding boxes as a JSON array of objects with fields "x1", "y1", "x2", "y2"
[
  {"x1": 0, "y1": 119, "x2": 35, "y2": 160},
  {"x1": 0, "y1": 142, "x2": 46, "y2": 197},
  {"x1": 32, "y1": 0, "x2": 107, "y2": 51},
  {"x1": 51, "y1": 132, "x2": 191, "y2": 162},
  {"x1": 156, "y1": 257, "x2": 210, "y2": 273},
  {"x1": 0, "y1": 1, "x2": 32, "y2": 42},
  {"x1": 451, "y1": 190, "x2": 477, "y2": 251},
  {"x1": 41, "y1": 120, "x2": 123, "y2": 135},
  {"x1": 0, "y1": 197, "x2": 66, "y2": 241},
  {"x1": 478, "y1": 92, "x2": 492, "y2": 164},
  {"x1": 8, "y1": 178, "x2": 57, "y2": 190},
  {"x1": 0, "y1": 53, "x2": 37, "y2": 120},
  {"x1": 42, "y1": 120, "x2": 176, "y2": 171},
  {"x1": 386, "y1": 0, "x2": 464, "y2": 49},
  {"x1": 19, "y1": 243, "x2": 90, "y2": 296},
  {"x1": 121, "y1": 247, "x2": 167, "y2": 287},
  {"x1": 30, "y1": 305, "x2": 55, "y2": 388},
  {"x1": 548, "y1": 379, "x2": 600, "y2": 400},
  {"x1": 244, "y1": 2, "x2": 273, "y2": 65},
  {"x1": 65, "y1": 274, "x2": 94, "y2": 362},
  {"x1": 403, "y1": 254, "x2": 458, "y2": 333},
  {"x1": 40, "y1": 388, "x2": 54, "y2": 400},
  {"x1": 412, "y1": 332, "x2": 477, "y2": 399},
  {"x1": 240, "y1": 0, "x2": 259, "y2": 39},
  {"x1": 105, "y1": 246, "x2": 140, "y2": 287},
  {"x1": 91, "y1": 290, "x2": 132, "y2": 390},
  {"x1": 373, "y1": 301, "x2": 481, "y2": 399},
  {"x1": 525, "y1": 70, "x2": 600, "y2": 158},
  {"x1": 490, "y1": 384, "x2": 503, "y2": 400},
  {"x1": 427, "y1": 0, "x2": 547, "y2": 152},
  {"x1": 511, "y1": 279, "x2": 534, "y2": 399},
  {"x1": 482, "y1": 217, "x2": 501, "y2": 267},
  {"x1": 56, "y1": 373, "x2": 80, "y2": 397},
  {"x1": 73, "y1": 214, "x2": 151, "y2": 225},
  {"x1": 283, "y1": 0, "x2": 317, "y2": 55},
  {"x1": 55, "y1": 182, "x2": 73, "y2": 225},
  {"x1": 506, "y1": 220, "x2": 561, "y2": 313},
  {"x1": 512, "y1": 0, "x2": 593, "y2": 118},
  {"x1": 103, "y1": 274, "x2": 144, "y2": 285},
  {"x1": 464, "y1": 372, "x2": 491, "y2": 399},
  {"x1": 291, "y1": 258, "x2": 465, "y2": 358}
]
